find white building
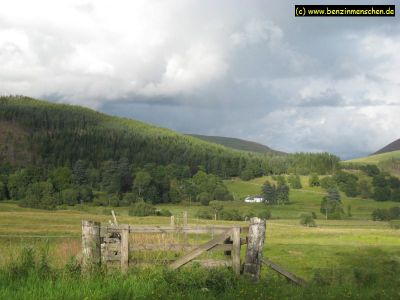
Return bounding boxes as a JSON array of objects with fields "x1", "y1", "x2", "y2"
[{"x1": 244, "y1": 195, "x2": 264, "y2": 203}]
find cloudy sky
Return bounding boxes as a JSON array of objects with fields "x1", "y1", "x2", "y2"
[{"x1": 1, "y1": 0, "x2": 399, "y2": 159}]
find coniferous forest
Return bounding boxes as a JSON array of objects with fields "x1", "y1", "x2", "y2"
[{"x1": 0, "y1": 96, "x2": 340, "y2": 208}]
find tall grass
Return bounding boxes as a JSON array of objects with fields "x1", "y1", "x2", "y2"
[{"x1": 1, "y1": 247, "x2": 399, "y2": 300}]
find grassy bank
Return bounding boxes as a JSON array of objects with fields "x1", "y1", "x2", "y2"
[{"x1": 0, "y1": 247, "x2": 399, "y2": 300}]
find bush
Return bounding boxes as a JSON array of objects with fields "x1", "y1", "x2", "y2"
[
  {"x1": 257, "y1": 209, "x2": 272, "y2": 220},
  {"x1": 372, "y1": 208, "x2": 390, "y2": 221},
  {"x1": 60, "y1": 188, "x2": 79, "y2": 205},
  {"x1": 288, "y1": 175, "x2": 302, "y2": 189},
  {"x1": 320, "y1": 177, "x2": 336, "y2": 190},
  {"x1": 156, "y1": 208, "x2": 172, "y2": 217},
  {"x1": 128, "y1": 201, "x2": 156, "y2": 216},
  {"x1": 300, "y1": 213, "x2": 317, "y2": 227},
  {"x1": 197, "y1": 192, "x2": 210, "y2": 206},
  {"x1": 219, "y1": 209, "x2": 242, "y2": 221},
  {"x1": 195, "y1": 208, "x2": 214, "y2": 220},
  {"x1": 309, "y1": 174, "x2": 320, "y2": 187}
]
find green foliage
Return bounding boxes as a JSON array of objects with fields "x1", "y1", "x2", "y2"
[
  {"x1": 358, "y1": 179, "x2": 371, "y2": 199},
  {"x1": 60, "y1": 188, "x2": 79, "y2": 205},
  {"x1": 300, "y1": 213, "x2": 317, "y2": 227},
  {"x1": 320, "y1": 176, "x2": 336, "y2": 190},
  {"x1": 156, "y1": 208, "x2": 172, "y2": 217},
  {"x1": 219, "y1": 209, "x2": 242, "y2": 221},
  {"x1": 21, "y1": 181, "x2": 55, "y2": 210},
  {"x1": 286, "y1": 152, "x2": 340, "y2": 175},
  {"x1": 0, "y1": 181, "x2": 7, "y2": 200},
  {"x1": 50, "y1": 167, "x2": 72, "y2": 191},
  {"x1": 288, "y1": 175, "x2": 302, "y2": 189},
  {"x1": 360, "y1": 164, "x2": 380, "y2": 177},
  {"x1": 276, "y1": 183, "x2": 290, "y2": 205},
  {"x1": 333, "y1": 171, "x2": 359, "y2": 197},
  {"x1": 195, "y1": 208, "x2": 214, "y2": 219},
  {"x1": 239, "y1": 168, "x2": 255, "y2": 181},
  {"x1": 197, "y1": 192, "x2": 211, "y2": 206},
  {"x1": 373, "y1": 186, "x2": 391, "y2": 201},
  {"x1": 372, "y1": 208, "x2": 390, "y2": 221},
  {"x1": 257, "y1": 209, "x2": 272, "y2": 220},
  {"x1": 309, "y1": 174, "x2": 320, "y2": 187},
  {"x1": 371, "y1": 207, "x2": 400, "y2": 221},
  {"x1": 121, "y1": 192, "x2": 137, "y2": 206},
  {"x1": 133, "y1": 171, "x2": 151, "y2": 197},
  {"x1": 320, "y1": 188, "x2": 344, "y2": 220},
  {"x1": 128, "y1": 201, "x2": 156, "y2": 216},
  {"x1": 261, "y1": 180, "x2": 276, "y2": 204}
]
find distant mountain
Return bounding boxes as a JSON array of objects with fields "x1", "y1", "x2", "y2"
[
  {"x1": 187, "y1": 134, "x2": 285, "y2": 155},
  {"x1": 373, "y1": 139, "x2": 400, "y2": 155}
]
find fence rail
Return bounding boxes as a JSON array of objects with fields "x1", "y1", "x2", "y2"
[{"x1": 82, "y1": 217, "x2": 267, "y2": 279}]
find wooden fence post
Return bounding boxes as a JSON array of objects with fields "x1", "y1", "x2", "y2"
[
  {"x1": 183, "y1": 211, "x2": 188, "y2": 244},
  {"x1": 243, "y1": 217, "x2": 266, "y2": 280},
  {"x1": 120, "y1": 225, "x2": 129, "y2": 273},
  {"x1": 183, "y1": 211, "x2": 188, "y2": 226},
  {"x1": 232, "y1": 227, "x2": 241, "y2": 275},
  {"x1": 81, "y1": 220, "x2": 101, "y2": 272},
  {"x1": 170, "y1": 215, "x2": 175, "y2": 227}
]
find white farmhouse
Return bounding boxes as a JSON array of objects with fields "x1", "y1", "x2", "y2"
[{"x1": 244, "y1": 195, "x2": 264, "y2": 203}]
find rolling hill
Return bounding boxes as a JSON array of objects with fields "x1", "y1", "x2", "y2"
[
  {"x1": 345, "y1": 150, "x2": 400, "y2": 165},
  {"x1": 373, "y1": 138, "x2": 400, "y2": 155},
  {"x1": 187, "y1": 134, "x2": 285, "y2": 155},
  {"x1": 0, "y1": 96, "x2": 266, "y2": 176}
]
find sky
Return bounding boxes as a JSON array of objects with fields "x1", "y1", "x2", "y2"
[{"x1": 0, "y1": 0, "x2": 399, "y2": 159}]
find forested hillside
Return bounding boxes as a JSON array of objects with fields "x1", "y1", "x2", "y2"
[
  {"x1": 187, "y1": 134, "x2": 285, "y2": 155},
  {"x1": 0, "y1": 96, "x2": 340, "y2": 209}
]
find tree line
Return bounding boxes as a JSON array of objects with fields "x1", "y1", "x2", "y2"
[{"x1": 0, "y1": 160, "x2": 234, "y2": 209}]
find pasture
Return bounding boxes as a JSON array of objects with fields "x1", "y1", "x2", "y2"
[{"x1": 0, "y1": 176, "x2": 399, "y2": 299}]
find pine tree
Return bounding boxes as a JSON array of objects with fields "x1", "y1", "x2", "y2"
[{"x1": 262, "y1": 180, "x2": 276, "y2": 205}]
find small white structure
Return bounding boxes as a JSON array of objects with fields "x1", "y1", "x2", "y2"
[{"x1": 244, "y1": 195, "x2": 264, "y2": 203}]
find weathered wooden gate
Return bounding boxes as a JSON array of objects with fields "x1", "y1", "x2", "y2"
[{"x1": 82, "y1": 217, "x2": 267, "y2": 278}]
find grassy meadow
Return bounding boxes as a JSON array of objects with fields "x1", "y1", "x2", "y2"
[
  {"x1": 344, "y1": 150, "x2": 400, "y2": 165},
  {"x1": 0, "y1": 175, "x2": 400, "y2": 299}
]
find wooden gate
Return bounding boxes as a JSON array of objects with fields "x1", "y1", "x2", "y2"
[{"x1": 81, "y1": 217, "x2": 267, "y2": 278}]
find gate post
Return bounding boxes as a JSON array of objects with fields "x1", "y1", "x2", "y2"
[
  {"x1": 120, "y1": 224, "x2": 129, "y2": 273},
  {"x1": 81, "y1": 220, "x2": 101, "y2": 272},
  {"x1": 232, "y1": 227, "x2": 241, "y2": 275},
  {"x1": 243, "y1": 217, "x2": 266, "y2": 280}
]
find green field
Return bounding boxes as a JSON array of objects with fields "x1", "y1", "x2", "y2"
[
  {"x1": 0, "y1": 176, "x2": 399, "y2": 299},
  {"x1": 344, "y1": 150, "x2": 400, "y2": 165}
]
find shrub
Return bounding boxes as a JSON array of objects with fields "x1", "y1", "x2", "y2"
[
  {"x1": 320, "y1": 177, "x2": 336, "y2": 190},
  {"x1": 219, "y1": 209, "x2": 242, "y2": 221},
  {"x1": 157, "y1": 208, "x2": 172, "y2": 217},
  {"x1": 300, "y1": 213, "x2": 317, "y2": 227},
  {"x1": 195, "y1": 208, "x2": 214, "y2": 220},
  {"x1": 197, "y1": 192, "x2": 210, "y2": 206},
  {"x1": 309, "y1": 174, "x2": 320, "y2": 187},
  {"x1": 257, "y1": 209, "x2": 272, "y2": 220},
  {"x1": 372, "y1": 208, "x2": 390, "y2": 221},
  {"x1": 288, "y1": 175, "x2": 302, "y2": 189},
  {"x1": 120, "y1": 192, "x2": 137, "y2": 206},
  {"x1": 128, "y1": 201, "x2": 156, "y2": 216},
  {"x1": 61, "y1": 188, "x2": 79, "y2": 205}
]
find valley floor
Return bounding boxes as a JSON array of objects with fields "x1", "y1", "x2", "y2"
[{"x1": 0, "y1": 176, "x2": 399, "y2": 299}]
